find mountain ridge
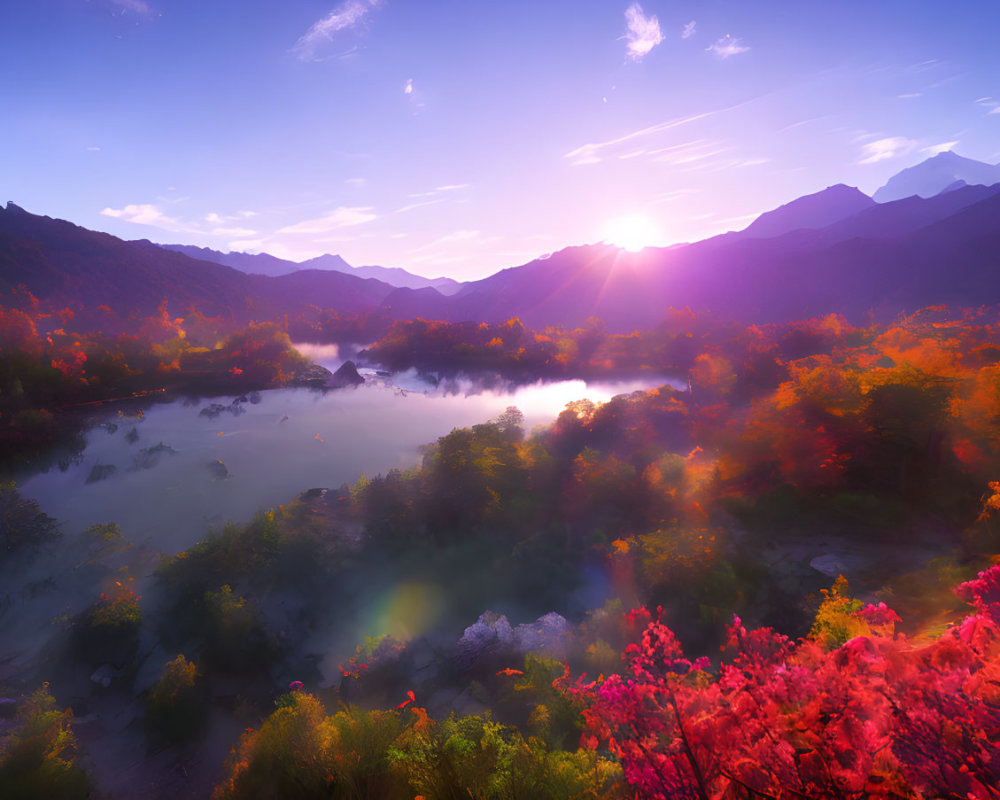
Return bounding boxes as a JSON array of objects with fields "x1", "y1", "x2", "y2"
[
  {"x1": 6, "y1": 150, "x2": 1000, "y2": 334},
  {"x1": 158, "y1": 243, "x2": 462, "y2": 294},
  {"x1": 873, "y1": 151, "x2": 1000, "y2": 202}
]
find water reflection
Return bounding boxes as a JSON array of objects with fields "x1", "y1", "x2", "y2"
[{"x1": 19, "y1": 374, "x2": 679, "y2": 554}]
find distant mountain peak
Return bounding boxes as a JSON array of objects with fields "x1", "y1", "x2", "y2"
[
  {"x1": 873, "y1": 151, "x2": 1000, "y2": 203},
  {"x1": 735, "y1": 183, "x2": 875, "y2": 240}
]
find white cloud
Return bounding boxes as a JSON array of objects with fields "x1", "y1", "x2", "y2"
[
  {"x1": 404, "y1": 78, "x2": 413, "y2": 95},
  {"x1": 409, "y1": 230, "x2": 481, "y2": 258},
  {"x1": 396, "y1": 199, "x2": 446, "y2": 213},
  {"x1": 706, "y1": 35, "x2": 749, "y2": 59},
  {"x1": 401, "y1": 183, "x2": 468, "y2": 208},
  {"x1": 292, "y1": 0, "x2": 382, "y2": 61},
  {"x1": 922, "y1": 141, "x2": 959, "y2": 156},
  {"x1": 205, "y1": 212, "x2": 224, "y2": 224},
  {"x1": 86, "y1": 146, "x2": 101, "y2": 152},
  {"x1": 278, "y1": 206, "x2": 377, "y2": 233},
  {"x1": 565, "y1": 110, "x2": 720, "y2": 165},
  {"x1": 682, "y1": 21, "x2": 696, "y2": 39},
  {"x1": 897, "y1": 93, "x2": 922, "y2": 99},
  {"x1": 110, "y1": 0, "x2": 152, "y2": 13},
  {"x1": 100, "y1": 203, "x2": 186, "y2": 230},
  {"x1": 624, "y1": 3, "x2": 663, "y2": 60},
  {"x1": 212, "y1": 227, "x2": 258, "y2": 238},
  {"x1": 228, "y1": 239, "x2": 266, "y2": 253},
  {"x1": 859, "y1": 136, "x2": 917, "y2": 164},
  {"x1": 431, "y1": 230, "x2": 480, "y2": 245}
]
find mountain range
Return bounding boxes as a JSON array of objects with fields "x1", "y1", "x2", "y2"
[
  {"x1": 158, "y1": 243, "x2": 462, "y2": 294},
  {"x1": 873, "y1": 151, "x2": 1000, "y2": 202},
  {"x1": 3, "y1": 151, "x2": 1000, "y2": 332}
]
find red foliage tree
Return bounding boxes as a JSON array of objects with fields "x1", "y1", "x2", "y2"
[{"x1": 572, "y1": 565, "x2": 1000, "y2": 799}]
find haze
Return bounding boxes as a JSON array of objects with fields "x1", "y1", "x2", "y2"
[{"x1": 3, "y1": 0, "x2": 1000, "y2": 278}]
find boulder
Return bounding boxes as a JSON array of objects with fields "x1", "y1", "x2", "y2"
[
  {"x1": 86, "y1": 464, "x2": 117, "y2": 484},
  {"x1": 329, "y1": 360, "x2": 365, "y2": 389},
  {"x1": 513, "y1": 612, "x2": 571, "y2": 657},
  {"x1": 293, "y1": 363, "x2": 335, "y2": 387},
  {"x1": 206, "y1": 459, "x2": 229, "y2": 479},
  {"x1": 133, "y1": 442, "x2": 176, "y2": 470},
  {"x1": 458, "y1": 611, "x2": 515, "y2": 665}
]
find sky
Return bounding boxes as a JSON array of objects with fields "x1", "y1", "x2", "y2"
[{"x1": 3, "y1": 0, "x2": 1000, "y2": 280}]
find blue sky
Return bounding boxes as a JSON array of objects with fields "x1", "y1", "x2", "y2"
[{"x1": 3, "y1": 0, "x2": 1000, "y2": 279}]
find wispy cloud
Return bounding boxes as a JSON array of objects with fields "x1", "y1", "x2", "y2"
[
  {"x1": 211, "y1": 227, "x2": 258, "y2": 238},
  {"x1": 429, "y1": 230, "x2": 480, "y2": 246},
  {"x1": 399, "y1": 183, "x2": 468, "y2": 210},
  {"x1": 109, "y1": 0, "x2": 152, "y2": 13},
  {"x1": 681, "y1": 21, "x2": 696, "y2": 39},
  {"x1": 565, "y1": 110, "x2": 722, "y2": 165},
  {"x1": 922, "y1": 141, "x2": 959, "y2": 156},
  {"x1": 776, "y1": 115, "x2": 833, "y2": 134},
  {"x1": 205, "y1": 210, "x2": 259, "y2": 226},
  {"x1": 976, "y1": 97, "x2": 1000, "y2": 115},
  {"x1": 407, "y1": 184, "x2": 468, "y2": 199},
  {"x1": 278, "y1": 207, "x2": 377, "y2": 233},
  {"x1": 624, "y1": 3, "x2": 663, "y2": 60},
  {"x1": 100, "y1": 203, "x2": 188, "y2": 231},
  {"x1": 292, "y1": 0, "x2": 382, "y2": 61},
  {"x1": 706, "y1": 35, "x2": 749, "y2": 59},
  {"x1": 101, "y1": 202, "x2": 263, "y2": 239},
  {"x1": 403, "y1": 76, "x2": 426, "y2": 109},
  {"x1": 897, "y1": 92, "x2": 922, "y2": 99},
  {"x1": 858, "y1": 136, "x2": 917, "y2": 164},
  {"x1": 396, "y1": 198, "x2": 445, "y2": 214},
  {"x1": 406, "y1": 229, "x2": 489, "y2": 267},
  {"x1": 228, "y1": 239, "x2": 266, "y2": 253}
]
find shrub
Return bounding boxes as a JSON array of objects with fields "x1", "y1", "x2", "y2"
[
  {"x1": 146, "y1": 655, "x2": 207, "y2": 745},
  {"x1": 0, "y1": 686, "x2": 91, "y2": 800}
]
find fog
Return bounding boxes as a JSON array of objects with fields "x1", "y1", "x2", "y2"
[{"x1": 19, "y1": 374, "x2": 673, "y2": 554}]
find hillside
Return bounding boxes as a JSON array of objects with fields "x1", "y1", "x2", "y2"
[{"x1": 0, "y1": 203, "x2": 397, "y2": 321}]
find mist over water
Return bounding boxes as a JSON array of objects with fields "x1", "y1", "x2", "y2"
[{"x1": 19, "y1": 374, "x2": 677, "y2": 554}]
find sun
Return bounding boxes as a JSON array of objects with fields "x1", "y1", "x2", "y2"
[{"x1": 601, "y1": 214, "x2": 661, "y2": 252}]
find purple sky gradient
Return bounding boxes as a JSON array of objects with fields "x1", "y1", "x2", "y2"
[{"x1": 3, "y1": 0, "x2": 999, "y2": 279}]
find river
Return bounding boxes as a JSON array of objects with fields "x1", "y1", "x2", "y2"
[{"x1": 19, "y1": 369, "x2": 679, "y2": 555}]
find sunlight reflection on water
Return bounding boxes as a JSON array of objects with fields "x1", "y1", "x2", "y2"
[{"x1": 19, "y1": 373, "x2": 682, "y2": 555}]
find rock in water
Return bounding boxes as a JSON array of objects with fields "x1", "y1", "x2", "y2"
[
  {"x1": 207, "y1": 459, "x2": 230, "y2": 479},
  {"x1": 329, "y1": 360, "x2": 365, "y2": 389},
  {"x1": 132, "y1": 442, "x2": 177, "y2": 470},
  {"x1": 513, "y1": 612, "x2": 570, "y2": 656},
  {"x1": 458, "y1": 611, "x2": 515, "y2": 665},
  {"x1": 86, "y1": 464, "x2": 117, "y2": 484}
]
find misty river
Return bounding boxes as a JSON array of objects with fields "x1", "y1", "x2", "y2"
[{"x1": 19, "y1": 368, "x2": 679, "y2": 555}]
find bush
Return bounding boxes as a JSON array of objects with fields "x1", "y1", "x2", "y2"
[
  {"x1": 146, "y1": 654, "x2": 207, "y2": 745},
  {"x1": 74, "y1": 579, "x2": 142, "y2": 667},
  {"x1": 0, "y1": 686, "x2": 91, "y2": 800},
  {"x1": 0, "y1": 482, "x2": 59, "y2": 559},
  {"x1": 214, "y1": 693, "x2": 409, "y2": 800}
]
